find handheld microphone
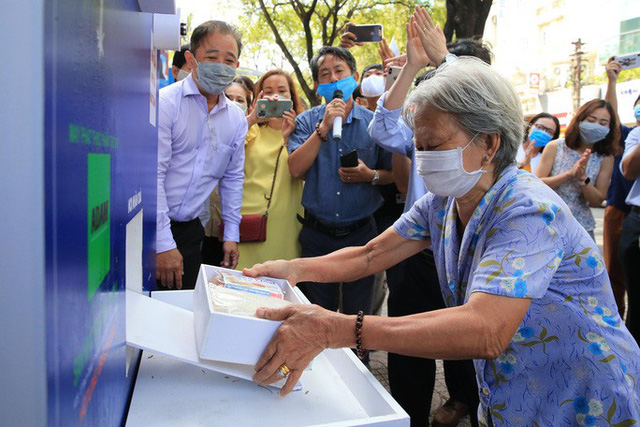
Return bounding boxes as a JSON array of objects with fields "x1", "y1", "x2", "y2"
[{"x1": 332, "y1": 89, "x2": 344, "y2": 140}]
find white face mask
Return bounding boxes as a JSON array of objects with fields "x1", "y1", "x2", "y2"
[
  {"x1": 233, "y1": 101, "x2": 248, "y2": 114},
  {"x1": 176, "y1": 69, "x2": 190, "y2": 81},
  {"x1": 360, "y1": 74, "x2": 385, "y2": 98},
  {"x1": 415, "y1": 135, "x2": 486, "y2": 198}
]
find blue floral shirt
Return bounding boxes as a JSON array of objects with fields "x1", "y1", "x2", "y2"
[{"x1": 393, "y1": 165, "x2": 640, "y2": 426}]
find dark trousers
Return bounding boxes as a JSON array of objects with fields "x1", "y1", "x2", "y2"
[
  {"x1": 297, "y1": 220, "x2": 377, "y2": 315},
  {"x1": 388, "y1": 250, "x2": 479, "y2": 427},
  {"x1": 620, "y1": 209, "x2": 640, "y2": 344},
  {"x1": 201, "y1": 236, "x2": 225, "y2": 267},
  {"x1": 156, "y1": 219, "x2": 205, "y2": 291},
  {"x1": 603, "y1": 205, "x2": 627, "y2": 317}
]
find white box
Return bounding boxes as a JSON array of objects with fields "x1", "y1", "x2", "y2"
[
  {"x1": 193, "y1": 264, "x2": 302, "y2": 365},
  {"x1": 126, "y1": 289, "x2": 410, "y2": 425}
]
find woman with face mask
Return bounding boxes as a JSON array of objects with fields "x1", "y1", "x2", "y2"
[
  {"x1": 234, "y1": 69, "x2": 305, "y2": 270},
  {"x1": 224, "y1": 81, "x2": 253, "y2": 114},
  {"x1": 516, "y1": 112, "x2": 560, "y2": 173},
  {"x1": 243, "y1": 53, "x2": 640, "y2": 425},
  {"x1": 536, "y1": 99, "x2": 618, "y2": 240}
]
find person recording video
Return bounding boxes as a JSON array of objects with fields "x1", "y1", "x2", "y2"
[{"x1": 287, "y1": 47, "x2": 392, "y2": 360}]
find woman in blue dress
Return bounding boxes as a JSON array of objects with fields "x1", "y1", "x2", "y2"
[{"x1": 244, "y1": 11, "x2": 640, "y2": 425}]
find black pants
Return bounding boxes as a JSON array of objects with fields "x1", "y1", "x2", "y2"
[
  {"x1": 156, "y1": 219, "x2": 205, "y2": 291},
  {"x1": 297, "y1": 220, "x2": 377, "y2": 316},
  {"x1": 620, "y1": 209, "x2": 640, "y2": 344},
  {"x1": 387, "y1": 250, "x2": 479, "y2": 427},
  {"x1": 201, "y1": 236, "x2": 225, "y2": 267}
]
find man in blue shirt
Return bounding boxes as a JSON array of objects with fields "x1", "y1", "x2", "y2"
[
  {"x1": 603, "y1": 58, "x2": 639, "y2": 317},
  {"x1": 288, "y1": 46, "x2": 391, "y2": 333},
  {"x1": 620, "y1": 125, "x2": 640, "y2": 343}
]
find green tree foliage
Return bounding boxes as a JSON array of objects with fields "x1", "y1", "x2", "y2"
[{"x1": 238, "y1": 0, "x2": 445, "y2": 106}]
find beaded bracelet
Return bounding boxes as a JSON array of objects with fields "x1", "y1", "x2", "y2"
[
  {"x1": 315, "y1": 122, "x2": 327, "y2": 142},
  {"x1": 355, "y1": 310, "x2": 365, "y2": 360}
]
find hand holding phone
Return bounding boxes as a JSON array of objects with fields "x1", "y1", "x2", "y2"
[
  {"x1": 614, "y1": 52, "x2": 640, "y2": 70},
  {"x1": 385, "y1": 66, "x2": 402, "y2": 91},
  {"x1": 340, "y1": 150, "x2": 359, "y2": 168},
  {"x1": 256, "y1": 99, "x2": 294, "y2": 118},
  {"x1": 347, "y1": 24, "x2": 383, "y2": 43}
]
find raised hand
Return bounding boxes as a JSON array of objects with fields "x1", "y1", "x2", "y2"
[
  {"x1": 340, "y1": 23, "x2": 364, "y2": 49},
  {"x1": 412, "y1": 6, "x2": 448, "y2": 67},
  {"x1": 378, "y1": 38, "x2": 396, "y2": 64},
  {"x1": 405, "y1": 16, "x2": 431, "y2": 72},
  {"x1": 383, "y1": 54, "x2": 407, "y2": 73},
  {"x1": 606, "y1": 57, "x2": 622, "y2": 82}
]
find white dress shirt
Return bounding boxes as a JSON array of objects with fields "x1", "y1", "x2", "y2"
[{"x1": 157, "y1": 74, "x2": 246, "y2": 253}]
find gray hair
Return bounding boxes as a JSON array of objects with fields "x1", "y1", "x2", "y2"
[
  {"x1": 403, "y1": 57, "x2": 523, "y2": 176},
  {"x1": 190, "y1": 20, "x2": 243, "y2": 58}
]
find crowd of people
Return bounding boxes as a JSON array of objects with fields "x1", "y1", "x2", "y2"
[{"x1": 157, "y1": 8, "x2": 640, "y2": 426}]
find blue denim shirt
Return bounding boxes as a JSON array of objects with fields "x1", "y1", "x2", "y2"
[
  {"x1": 289, "y1": 103, "x2": 390, "y2": 226},
  {"x1": 367, "y1": 93, "x2": 427, "y2": 212}
]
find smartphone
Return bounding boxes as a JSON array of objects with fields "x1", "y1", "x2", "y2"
[
  {"x1": 340, "y1": 150, "x2": 359, "y2": 168},
  {"x1": 614, "y1": 52, "x2": 640, "y2": 70},
  {"x1": 385, "y1": 66, "x2": 402, "y2": 91},
  {"x1": 347, "y1": 24, "x2": 383, "y2": 43},
  {"x1": 256, "y1": 99, "x2": 293, "y2": 118}
]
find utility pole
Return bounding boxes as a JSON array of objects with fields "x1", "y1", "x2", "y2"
[{"x1": 571, "y1": 38, "x2": 585, "y2": 113}]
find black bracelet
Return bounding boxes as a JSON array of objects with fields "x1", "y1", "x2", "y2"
[
  {"x1": 355, "y1": 310, "x2": 365, "y2": 360},
  {"x1": 315, "y1": 122, "x2": 327, "y2": 142}
]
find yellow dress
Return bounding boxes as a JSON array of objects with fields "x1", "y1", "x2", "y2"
[{"x1": 236, "y1": 124, "x2": 303, "y2": 270}]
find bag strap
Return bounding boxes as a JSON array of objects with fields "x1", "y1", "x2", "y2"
[{"x1": 264, "y1": 144, "x2": 285, "y2": 217}]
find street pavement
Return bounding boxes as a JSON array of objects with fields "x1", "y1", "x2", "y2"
[{"x1": 369, "y1": 207, "x2": 606, "y2": 426}]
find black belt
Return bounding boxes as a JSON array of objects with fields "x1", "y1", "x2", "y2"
[
  {"x1": 297, "y1": 213, "x2": 372, "y2": 237},
  {"x1": 631, "y1": 206, "x2": 640, "y2": 214}
]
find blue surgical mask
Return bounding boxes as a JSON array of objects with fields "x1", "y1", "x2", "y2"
[
  {"x1": 316, "y1": 75, "x2": 358, "y2": 102},
  {"x1": 634, "y1": 105, "x2": 640, "y2": 121},
  {"x1": 579, "y1": 121, "x2": 609, "y2": 145},
  {"x1": 194, "y1": 60, "x2": 236, "y2": 95},
  {"x1": 529, "y1": 128, "x2": 553, "y2": 147}
]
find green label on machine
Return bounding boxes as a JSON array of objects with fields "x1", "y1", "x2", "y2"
[{"x1": 87, "y1": 153, "x2": 111, "y2": 300}]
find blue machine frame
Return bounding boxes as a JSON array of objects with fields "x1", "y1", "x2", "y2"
[{"x1": 44, "y1": 0, "x2": 158, "y2": 424}]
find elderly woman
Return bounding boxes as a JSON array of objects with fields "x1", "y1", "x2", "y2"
[{"x1": 244, "y1": 58, "x2": 640, "y2": 425}]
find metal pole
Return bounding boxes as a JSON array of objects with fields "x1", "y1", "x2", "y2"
[{"x1": 571, "y1": 38, "x2": 585, "y2": 113}]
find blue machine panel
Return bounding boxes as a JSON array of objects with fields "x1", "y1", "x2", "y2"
[{"x1": 44, "y1": 0, "x2": 157, "y2": 424}]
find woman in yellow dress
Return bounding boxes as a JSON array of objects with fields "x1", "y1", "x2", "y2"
[{"x1": 236, "y1": 70, "x2": 304, "y2": 270}]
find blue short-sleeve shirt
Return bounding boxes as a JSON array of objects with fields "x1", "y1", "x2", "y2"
[{"x1": 289, "y1": 104, "x2": 391, "y2": 225}]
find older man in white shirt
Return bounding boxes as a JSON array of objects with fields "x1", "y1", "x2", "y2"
[{"x1": 157, "y1": 20, "x2": 247, "y2": 290}]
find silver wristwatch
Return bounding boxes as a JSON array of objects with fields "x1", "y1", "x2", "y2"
[{"x1": 371, "y1": 169, "x2": 380, "y2": 185}]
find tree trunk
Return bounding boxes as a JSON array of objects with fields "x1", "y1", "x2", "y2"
[{"x1": 444, "y1": 0, "x2": 492, "y2": 42}]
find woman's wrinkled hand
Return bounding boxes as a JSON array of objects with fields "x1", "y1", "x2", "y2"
[
  {"x1": 252, "y1": 304, "x2": 339, "y2": 396},
  {"x1": 243, "y1": 259, "x2": 300, "y2": 286},
  {"x1": 412, "y1": 6, "x2": 448, "y2": 67}
]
